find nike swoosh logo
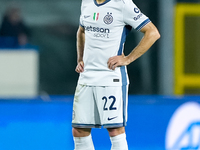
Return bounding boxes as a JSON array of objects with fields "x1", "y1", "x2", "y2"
[
  {"x1": 84, "y1": 15, "x2": 90, "y2": 19},
  {"x1": 108, "y1": 116, "x2": 118, "y2": 121}
]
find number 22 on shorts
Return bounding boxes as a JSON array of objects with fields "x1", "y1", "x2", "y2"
[{"x1": 102, "y1": 96, "x2": 117, "y2": 111}]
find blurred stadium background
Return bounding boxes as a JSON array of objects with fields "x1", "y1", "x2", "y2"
[{"x1": 0, "y1": 0, "x2": 200, "y2": 149}]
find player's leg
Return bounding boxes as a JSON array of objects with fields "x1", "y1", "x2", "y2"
[
  {"x1": 72, "y1": 85, "x2": 100, "y2": 150},
  {"x1": 107, "y1": 127, "x2": 128, "y2": 150},
  {"x1": 107, "y1": 126, "x2": 125, "y2": 137},
  {"x1": 72, "y1": 127, "x2": 91, "y2": 137},
  {"x1": 94, "y1": 85, "x2": 129, "y2": 150},
  {"x1": 72, "y1": 127, "x2": 94, "y2": 150}
]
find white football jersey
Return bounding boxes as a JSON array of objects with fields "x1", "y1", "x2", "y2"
[{"x1": 78, "y1": 0, "x2": 151, "y2": 86}]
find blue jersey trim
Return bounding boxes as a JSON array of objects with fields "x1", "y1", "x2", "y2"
[
  {"x1": 136, "y1": 19, "x2": 151, "y2": 31},
  {"x1": 72, "y1": 123, "x2": 101, "y2": 128},
  {"x1": 103, "y1": 123, "x2": 125, "y2": 128},
  {"x1": 122, "y1": 85, "x2": 127, "y2": 126},
  {"x1": 120, "y1": 66, "x2": 127, "y2": 85},
  {"x1": 80, "y1": 22, "x2": 84, "y2": 28},
  {"x1": 93, "y1": 0, "x2": 111, "y2": 7},
  {"x1": 117, "y1": 26, "x2": 129, "y2": 125},
  {"x1": 117, "y1": 25, "x2": 131, "y2": 56},
  {"x1": 118, "y1": 25, "x2": 131, "y2": 85}
]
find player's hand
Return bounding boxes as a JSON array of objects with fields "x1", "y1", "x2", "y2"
[
  {"x1": 107, "y1": 54, "x2": 130, "y2": 70},
  {"x1": 75, "y1": 61, "x2": 84, "y2": 73}
]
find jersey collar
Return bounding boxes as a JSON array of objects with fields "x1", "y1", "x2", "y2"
[{"x1": 94, "y1": 0, "x2": 111, "y2": 7}]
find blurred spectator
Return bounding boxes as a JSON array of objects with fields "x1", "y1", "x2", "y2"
[{"x1": 0, "y1": 6, "x2": 31, "y2": 48}]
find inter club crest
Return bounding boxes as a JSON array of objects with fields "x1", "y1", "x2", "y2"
[{"x1": 103, "y1": 12, "x2": 113, "y2": 25}]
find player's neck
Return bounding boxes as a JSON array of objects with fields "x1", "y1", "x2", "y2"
[{"x1": 95, "y1": 0, "x2": 106, "y2": 4}]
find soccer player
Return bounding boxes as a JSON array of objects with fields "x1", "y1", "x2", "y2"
[{"x1": 72, "y1": 0, "x2": 160, "y2": 149}]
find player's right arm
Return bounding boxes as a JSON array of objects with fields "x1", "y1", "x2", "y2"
[{"x1": 75, "y1": 26, "x2": 85, "y2": 73}]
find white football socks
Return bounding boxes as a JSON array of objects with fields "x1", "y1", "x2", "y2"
[
  {"x1": 110, "y1": 133, "x2": 128, "y2": 150},
  {"x1": 74, "y1": 134, "x2": 95, "y2": 150}
]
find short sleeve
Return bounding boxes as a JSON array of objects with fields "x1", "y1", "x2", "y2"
[
  {"x1": 80, "y1": 0, "x2": 91, "y2": 28},
  {"x1": 79, "y1": 15, "x2": 84, "y2": 28},
  {"x1": 123, "y1": 0, "x2": 151, "y2": 31}
]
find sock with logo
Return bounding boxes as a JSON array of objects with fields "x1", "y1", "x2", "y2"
[
  {"x1": 74, "y1": 134, "x2": 95, "y2": 150},
  {"x1": 110, "y1": 133, "x2": 128, "y2": 150}
]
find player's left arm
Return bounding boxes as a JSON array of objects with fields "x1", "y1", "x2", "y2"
[{"x1": 107, "y1": 22, "x2": 160, "y2": 70}]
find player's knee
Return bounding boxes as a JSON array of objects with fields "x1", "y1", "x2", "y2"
[
  {"x1": 107, "y1": 127, "x2": 125, "y2": 137},
  {"x1": 72, "y1": 127, "x2": 91, "y2": 137}
]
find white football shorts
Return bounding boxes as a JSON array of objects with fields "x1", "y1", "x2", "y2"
[{"x1": 72, "y1": 84, "x2": 128, "y2": 128}]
